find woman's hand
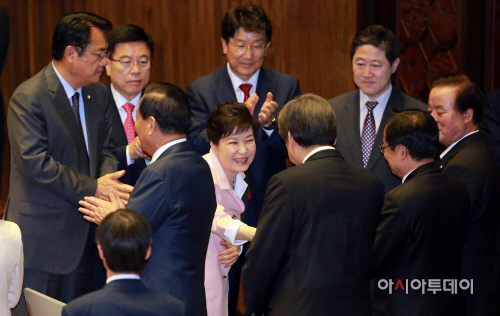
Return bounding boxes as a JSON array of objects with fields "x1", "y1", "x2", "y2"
[{"x1": 218, "y1": 241, "x2": 240, "y2": 268}]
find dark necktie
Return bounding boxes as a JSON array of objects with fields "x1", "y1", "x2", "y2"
[
  {"x1": 71, "y1": 92, "x2": 83, "y2": 132},
  {"x1": 240, "y1": 83, "x2": 252, "y2": 102},
  {"x1": 361, "y1": 101, "x2": 378, "y2": 168}
]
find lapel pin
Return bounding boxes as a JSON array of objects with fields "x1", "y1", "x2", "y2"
[{"x1": 87, "y1": 95, "x2": 91, "y2": 99}]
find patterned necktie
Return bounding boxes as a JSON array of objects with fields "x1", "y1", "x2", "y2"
[
  {"x1": 123, "y1": 103, "x2": 136, "y2": 144},
  {"x1": 361, "y1": 101, "x2": 378, "y2": 168},
  {"x1": 71, "y1": 92, "x2": 82, "y2": 132},
  {"x1": 240, "y1": 83, "x2": 252, "y2": 102}
]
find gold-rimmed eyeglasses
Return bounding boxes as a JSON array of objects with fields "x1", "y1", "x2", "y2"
[
  {"x1": 228, "y1": 41, "x2": 267, "y2": 56},
  {"x1": 108, "y1": 57, "x2": 150, "y2": 69}
]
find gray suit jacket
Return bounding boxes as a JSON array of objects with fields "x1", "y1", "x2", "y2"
[
  {"x1": 329, "y1": 88, "x2": 426, "y2": 193},
  {"x1": 5, "y1": 63, "x2": 117, "y2": 274}
]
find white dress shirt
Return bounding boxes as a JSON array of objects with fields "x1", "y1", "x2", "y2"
[{"x1": 359, "y1": 85, "x2": 393, "y2": 136}]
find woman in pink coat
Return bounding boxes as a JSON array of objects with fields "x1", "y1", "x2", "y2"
[{"x1": 203, "y1": 102, "x2": 258, "y2": 316}]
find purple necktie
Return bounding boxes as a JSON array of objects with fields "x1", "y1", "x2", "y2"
[{"x1": 361, "y1": 101, "x2": 378, "y2": 168}]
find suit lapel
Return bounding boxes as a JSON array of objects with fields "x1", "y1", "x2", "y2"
[
  {"x1": 83, "y1": 85, "x2": 98, "y2": 176},
  {"x1": 339, "y1": 91, "x2": 363, "y2": 166},
  {"x1": 46, "y1": 65, "x2": 90, "y2": 171},
  {"x1": 439, "y1": 132, "x2": 483, "y2": 168},
  {"x1": 214, "y1": 67, "x2": 237, "y2": 106}
]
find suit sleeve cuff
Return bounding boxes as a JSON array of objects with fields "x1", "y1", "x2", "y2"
[{"x1": 126, "y1": 145, "x2": 134, "y2": 165}]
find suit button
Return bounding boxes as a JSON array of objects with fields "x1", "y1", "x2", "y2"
[
  {"x1": 223, "y1": 275, "x2": 227, "y2": 279},
  {"x1": 232, "y1": 215, "x2": 236, "y2": 219},
  {"x1": 440, "y1": 165, "x2": 443, "y2": 169}
]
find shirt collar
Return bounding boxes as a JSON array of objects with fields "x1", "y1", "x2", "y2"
[
  {"x1": 440, "y1": 130, "x2": 479, "y2": 159},
  {"x1": 106, "y1": 274, "x2": 140, "y2": 284},
  {"x1": 52, "y1": 61, "x2": 82, "y2": 99},
  {"x1": 360, "y1": 84, "x2": 392, "y2": 111},
  {"x1": 402, "y1": 167, "x2": 417, "y2": 183},
  {"x1": 110, "y1": 83, "x2": 142, "y2": 109},
  {"x1": 151, "y1": 138, "x2": 187, "y2": 163},
  {"x1": 303, "y1": 146, "x2": 335, "y2": 163},
  {"x1": 226, "y1": 63, "x2": 260, "y2": 96}
]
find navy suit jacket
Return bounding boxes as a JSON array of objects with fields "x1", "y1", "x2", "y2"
[
  {"x1": 5, "y1": 63, "x2": 117, "y2": 274},
  {"x1": 243, "y1": 149, "x2": 385, "y2": 316},
  {"x1": 440, "y1": 132, "x2": 500, "y2": 316},
  {"x1": 126, "y1": 141, "x2": 216, "y2": 316},
  {"x1": 107, "y1": 83, "x2": 146, "y2": 186},
  {"x1": 371, "y1": 162, "x2": 469, "y2": 316},
  {"x1": 62, "y1": 279, "x2": 185, "y2": 316},
  {"x1": 328, "y1": 88, "x2": 427, "y2": 193},
  {"x1": 186, "y1": 65, "x2": 300, "y2": 226}
]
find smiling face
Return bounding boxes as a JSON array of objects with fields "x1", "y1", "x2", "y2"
[
  {"x1": 221, "y1": 28, "x2": 270, "y2": 82},
  {"x1": 352, "y1": 44, "x2": 399, "y2": 100},
  {"x1": 106, "y1": 41, "x2": 151, "y2": 101},
  {"x1": 428, "y1": 86, "x2": 470, "y2": 148},
  {"x1": 211, "y1": 127, "x2": 256, "y2": 183}
]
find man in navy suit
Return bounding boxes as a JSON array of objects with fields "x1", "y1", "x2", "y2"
[
  {"x1": 428, "y1": 74, "x2": 500, "y2": 316},
  {"x1": 80, "y1": 83, "x2": 216, "y2": 316},
  {"x1": 62, "y1": 209, "x2": 184, "y2": 316},
  {"x1": 186, "y1": 6, "x2": 300, "y2": 313},
  {"x1": 105, "y1": 24, "x2": 154, "y2": 186},
  {"x1": 328, "y1": 25, "x2": 426, "y2": 193}
]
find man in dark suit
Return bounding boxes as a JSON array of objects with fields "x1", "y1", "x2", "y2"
[
  {"x1": 62, "y1": 209, "x2": 184, "y2": 316},
  {"x1": 105, "y1": 25, "x2": 154, "y2": 186},
  {"x1": 5, "y1": 13, "x2": 133, "y2": 316},
  {"x1": 80, "y1": 83, "x2": 216, "y2": 316},
  {"x1": 428, "y1": 73, "x2": 500, "y2": 316},
  {"x1": 242, "y1": 94, "x2": 385, "y2": 316},
  {"x1": 372, "y1": 110, "x2": 469, "y2": 315},
  {"x1": 187, "y1": 6, "x2": 300, "y2": 312},
  {"x1": 328, "y1": 25, "x2": 426, "y2": 193}
]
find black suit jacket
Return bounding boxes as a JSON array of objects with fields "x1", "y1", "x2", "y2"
[
  {"x1": 5, "y1": 63, "x2": 117, "y2": 274},
  {"x1": 371, "y1": 162, "x2": 469, "y2": 316},
  {"x1": 329, "y1": 88, "x2": 427, "y2": 193},
  {"x1": 440, "y1": 132, "x2": 500, "y2": 316},
  {"x1": 186, "y1": 65, "x2": 301, "y2": 226},
  {"x1": 126, "y1": 141, "x2": 216, "y2": 316},
  {"x1": 107, "y1": 83, "x2": 146, "y2": 186},
  {"x1": 242, "y1": 149, "x2": 385, "y2": 316},
  {"x1": 62, "y1": 279, "x2": 185, "y2": 316}
]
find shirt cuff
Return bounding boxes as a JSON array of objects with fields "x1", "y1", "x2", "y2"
[
  {"x1": 263, "y1": 127, "x2": 273, "y2": 137},
  {"x1": 126, "y1": 145, "x2": 134, "y2": 166},
  {"x1": 224, "y1": 220, "x2": 248, "y2": 246}
]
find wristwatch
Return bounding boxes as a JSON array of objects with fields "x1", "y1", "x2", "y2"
[{"x1": 263, "y1": 117, "x2": 276, "y2": 130}]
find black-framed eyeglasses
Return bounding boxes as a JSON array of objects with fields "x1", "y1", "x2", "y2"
[
  {"x1": 108, "y1": 57, "x2": 150, "y2": 68},
  {"x1": 379, "y1": 144, "x2": 390, "y2": 154},
  {"x1": 228, "y1": 41, "x2": 267, "y2": 56}
]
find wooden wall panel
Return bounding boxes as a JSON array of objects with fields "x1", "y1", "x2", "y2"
[{"x1": 0, "y1": 0, "x2": 357, "y2": 200}]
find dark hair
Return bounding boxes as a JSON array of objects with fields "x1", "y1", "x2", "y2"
[
  {"x1": 140, "y1": 83, "x2": 191, "y2": 135},
  {"x1": 350, "y1": 25, "x2": 400, "y2": 65},
  {"x1": 431, "y1": 73, "x2": 483, "y2": 125},
  {"x1": 385, "y1": 110, "x2": 440, "y2": 161},
  {"x1": 52, "y1": 12, "x2": 112, "y2": 61},
  {"x1": 278, "y1": 93, "x2": 336, "y2": 147},
  {"x1": 106, "y1": 24, "x2": 154, "y2": 59},
  {"x1": 206, "y1": 102, "x2": 257, "y2": 145},
  {"x1": 95, "y1": 209, "x2": 152, "y2": 273},
  {"x1": 221, "y1": 4, "x2": 272, "y2": 43}
]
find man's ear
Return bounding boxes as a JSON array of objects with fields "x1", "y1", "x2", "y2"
[
  {"x1": 145, "y1": 246, "x2": 152, "y2": 261},
  {"x1": 398, "y1": 144, "x2": 408, "y2": 160},
  {"x1": 391, "y1": 57, "x2": 400, "y2": 74},
  {"x1": 65, "y1": 45, "x2": 78, "y2": 64},
  {"x1": 463, "y1": 108, "x2": 474, "y2": 124},
  {"x1": 221, "y1": 38, "x2": 228, "y2": 55},
  {"x1": 147, "y1": 116, "x2": 156, "y2": 135},
  {"x1": 97, "y1": 244, "x2": 108, "y2": 269}
]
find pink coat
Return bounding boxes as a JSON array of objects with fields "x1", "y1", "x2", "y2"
[{"x1": 203, "y1": 150, "x2": 246, "y2": 316}]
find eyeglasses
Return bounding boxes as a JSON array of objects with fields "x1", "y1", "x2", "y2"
[
  {"x1": 228, "y1": 41, "x2": 267, "y2": 56},
  {"x1": 108, "y1": 57, "x2": 150, "y2": 69},
  {"x1": 75, "y1": 46, "x2": 107, "y2": 62},
  {"x1": 379, "y1": 144, "x2": 390, "y2": 154}
]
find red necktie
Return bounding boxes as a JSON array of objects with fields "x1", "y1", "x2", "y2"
[
  {"x1": 361, "y1": 101, "x2": 378, "y2": 168},
  {"x1": 123, "y1": 103, "x2": 135, "y2": 144},
  {"x1": 239, "y1": 83, "x2": 253, "y2": 200},
  {"x1": 240, "y1": 83, "x2": 252, "y2": 102}
]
